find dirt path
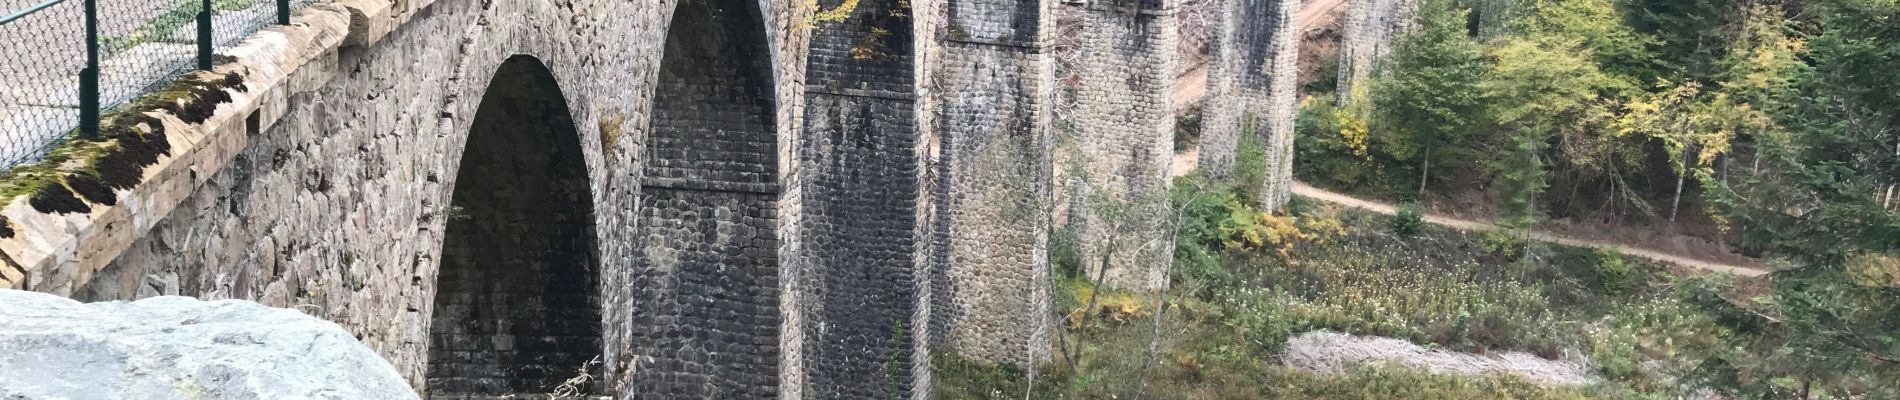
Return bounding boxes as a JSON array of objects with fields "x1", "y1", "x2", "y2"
[
  {"x1": 1167, "y1": 0, "x2": 1764, "y2": 277},
  {"x1": 1294, "y1": 182, "x2": 1770, "y2": 277},
  {"x1": 1172, "y1": 0, "x2": 1348, "y2": 110},
  {"x1": 1174, "y1": 66, "x2": 1208, "y2": 112},
  {"x1": 1298, "y1": 0, "x2": 1349, "y2": 28}
]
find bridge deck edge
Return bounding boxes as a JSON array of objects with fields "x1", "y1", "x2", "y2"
[{"x1": 0, "y1": 3, "x2": 362, "y2": 295}]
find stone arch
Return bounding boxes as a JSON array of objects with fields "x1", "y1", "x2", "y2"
[
  {"x1": 792, "y1": 0, "x2": 921, "y2": 397},
  {"x1": 625, "y1": 0, "x2": 781, "y2": 397},
  {"x1": 426, "y1": 55, "x2": 601, "y2": 397}
]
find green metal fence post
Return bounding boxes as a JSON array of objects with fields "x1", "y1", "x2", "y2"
[
  {"x1": 196, "y1": 0, "x2": 212, "y2": 70},
  {"x1": 277, "y1": 0, "x2": 290, "y2": 25},
  {"x1": 79, "y1": 0, "x2": 99, "y2": 139}
]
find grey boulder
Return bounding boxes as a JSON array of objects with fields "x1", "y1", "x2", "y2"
[{"x1": 0, "y1": 289, "x2": 417, "y2": 399}]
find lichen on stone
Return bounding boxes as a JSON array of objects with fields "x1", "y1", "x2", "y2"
[
  {"x1": 808, "y1": 0, "x2": 863, "y2": 25},
  {"x1": 598, "y1": 111, "x2": 625, "y2": 157}
]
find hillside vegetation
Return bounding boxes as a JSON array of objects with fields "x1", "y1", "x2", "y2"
[
  {"x1": 935, "y1": 0, "x2": 1899, "y2": 397},
  {"x1": 1295, "y1": 0, "x2": 1899, "y2": 395}
]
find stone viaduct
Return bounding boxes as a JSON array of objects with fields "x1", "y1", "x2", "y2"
[
  {"x1": 0, "y1": 0, "x2": 1297, "y2": 397},
  {"x1": 1337, "y1": 0, "x2": 1418, "y2": 102},
  {"x1": 1062, "y1": 0, "x2": 1179, "y2": 291},
  {"x1": 1200, "y1": 0, "x2": 1302, "y2": 211}
]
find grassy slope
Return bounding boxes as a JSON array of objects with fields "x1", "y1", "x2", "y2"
[{"x1": 933, "y1": 193, "x2": 1742, "y2": 399}]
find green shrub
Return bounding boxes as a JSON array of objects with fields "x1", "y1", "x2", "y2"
[
  {"x1": 1231, "y1": 129, "x2": 1268, "y2": 204},
  {"x1": 1213, "y1": 249, "x2": 1563, "y2": 355},
  {"x1": 1294, "y1": 96, "x2": 1386, "y2": 191},
  {"x1": 1589, "y1": 322, "x2": 1642, "y2": 379},
  {"x1": 1174, "y1": 239, "x2": 1227, "y2": 292},
  {"x1": 1176, "y1": 104, "x2": 1204, "y2": 152},
  {"x1": 1584, "y1": 298, "x2": 1725, "y2": 393},
  {"x1": 929, "y1": 350, "x2": 1064, "y2": 399},
  {"x1": 1594, "y1": 248, "x2": 1636, "y2": 295},
  {"x1": 1392, "y1": 202, "x2": 1426, "y2": 236},
  {"x1": 1173, "y1": 174, "x2": 1235, "y2": 291},
  {"x1": 1051, "y1": 226, "x2": 1081, "y2": 279},
  {"x1": 1304, "y1": 57, "x2": 1341, "y2": 94},
  {"x1": 1213, "y1": 288, "x2": 1303, "y2": 353},
  {"x1": 1479, "y1": 229, "x2": 1527, "y2": 259}
]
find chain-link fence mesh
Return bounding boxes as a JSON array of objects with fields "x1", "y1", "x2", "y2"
[
  {"x1": 1, "y1": 0, "x2": 91, "y2": 168},
  {"x1": 98, "y1": 0, "x2": 202, "y2": 119},
  {"x1": 0, "y1": 0, "x2": 314, "y2": 169}
]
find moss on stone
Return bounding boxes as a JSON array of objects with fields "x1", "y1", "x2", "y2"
[
  {"x1": 130, "y1": 74, "x2": 240, "y2": 124},
  {"x1": 95, "y1": 114, "x2": 171, "y2": 189},
  {"x1": 65, "y1": 175, "x2": 117, "y2": 206},
  {"x1": 28, "y1": 181, "x2": 89, "y2": 214},
  {"x1": 0, "y1": 140, "x2": 113, "y2": 207},
  {"x1": 0, "y1": 69, "x2": 246, "y2": 214}
]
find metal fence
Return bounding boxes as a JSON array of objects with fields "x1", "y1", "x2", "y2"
[{"x1": 0, "y1": 0, "x2": 315, "y2": 169}]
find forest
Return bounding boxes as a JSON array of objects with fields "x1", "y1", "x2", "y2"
[
  {"x1": 937, "y1": 0, "x2": 1899, "y2": 398},
  {"x1": 1297, "y1": 1, "x2": 1900, "y2": 394}
]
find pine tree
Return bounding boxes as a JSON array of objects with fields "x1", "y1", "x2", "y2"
[
  {"x1": 1371, "y1": 0, "x2": 1491, "y2": 197},
  {"x1": 1689, "y1": 0, "x2": 1900, "y2": 396}
]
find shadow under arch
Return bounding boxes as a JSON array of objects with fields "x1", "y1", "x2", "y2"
[
  {"x1": 624, "y1": 0, "x2": 780, "y2": 397},
  {"x1": 427, "y1": 55, "x2": 602, "y2": 397}
]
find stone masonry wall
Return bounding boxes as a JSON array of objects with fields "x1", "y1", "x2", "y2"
[
  {"x1": 1200, "y1": 0, "x2": 1300, "y2": 210},
  {"x1": 1066, "y1": 0, "x2": 1177, "y2": 290},
  {"x1": 790, "y1": 0, "x2": 922, "y2": 398},
  {"x1": 632, "y1": 0, "x2": 784, "y2": 396},
  {"x1": 0, "y1": 0, "x2": 1086, "y2": 396},
  {"x1": 1259, "y1": 0, "x2": 1302, "y2": 210},
  {"x1": 74, "y1": 1, "x2": 648, "y2": 391},
  {"x1": 908, "y1": 0, "x2": 947, "y2": 396},
  {"x1": 925, "y1": 0, "x2": 1056, "y2": 367},
  {"x1": 1196, "y1": 0, "x2": 1251, "y2": 177},
  {"x1": 50, "y1": 0, "x2": 813, "y2": 395},
  {"x1": 1336, "y1": 0, "x2": 1417, "y2": 102}
]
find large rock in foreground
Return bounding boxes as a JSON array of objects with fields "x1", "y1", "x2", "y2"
[{"x1": 0, "y1": 289, "x2": 416, "y2": 399}]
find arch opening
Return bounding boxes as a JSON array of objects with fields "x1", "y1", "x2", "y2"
[
  {"x1": 427, "y1": 55, "x2": 601, "y2": 397},
  {"x1": 627, "y1": 0, "x2": 780, "y2": 397}
]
